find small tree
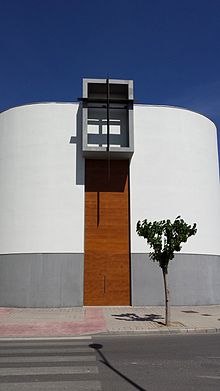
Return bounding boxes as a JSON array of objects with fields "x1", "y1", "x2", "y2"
[{"x1": 136, "y1": 216, "x2": 197, "y2": 326}]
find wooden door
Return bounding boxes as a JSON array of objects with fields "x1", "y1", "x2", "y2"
[{"x1": 84, "y1": 159, "x2": 130, "y2": 305}]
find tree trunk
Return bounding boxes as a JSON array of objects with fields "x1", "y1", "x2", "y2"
[{"x1": 162, "y1": 268, "x2": 170, "y2": 326}]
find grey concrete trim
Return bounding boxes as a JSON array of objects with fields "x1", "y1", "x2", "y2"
[
  {"x1": 128, "y1": 80, "x2": 134, "y2": 100},
  {"x1": 0, "y1": 253, "x2": 83, "y2": 307},
  {"x1": 132, "y1": 253, "x2": 220, "y2": 306},
  {"x1": 83, "y1": 78, "x2": 133, "y2": 99},
  {"x1": 82, "y1": 150, "x2": 134, "y2": 160},
  {"x1": 128, "y1": 107, "x2": 134, "y2": 153},
  {"x1": 82, "y1": 105, "x2": 88, "y2": 151},
  {"x1": 82, "y1": 78, "x2": 134, "y2": 159}
]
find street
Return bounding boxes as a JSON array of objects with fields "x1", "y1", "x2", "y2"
[
  {"x1": 0, "y1": 334, "x2": 219, "y2": 390},
  {"x1": 93, "y1": 334, "x2": 220, "y2": 390}
]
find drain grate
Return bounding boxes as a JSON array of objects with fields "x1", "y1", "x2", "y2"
[{"x1": 181, "y1": 310, "x2": 199, "y2": 314}]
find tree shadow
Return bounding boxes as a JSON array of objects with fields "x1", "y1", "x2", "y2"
[
  {"x1": 89, "y1": 343, "x2": 147, "y2": 391},
  {"x1": 111, "y1": 313, "x2": 164, "y2": 325}
]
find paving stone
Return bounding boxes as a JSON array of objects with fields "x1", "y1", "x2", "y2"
[{"x1": 0, "y1": 305, "x2": 220, "y2": 337}]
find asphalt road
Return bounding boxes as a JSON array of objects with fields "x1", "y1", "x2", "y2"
[
  {"x1": 92, "y1": 334, "x2": 220, "y2": 390},
  {"x1": 0, "y1": 334, "x2": 219, "y2": 390}
]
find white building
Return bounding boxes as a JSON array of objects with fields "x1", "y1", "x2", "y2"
[{"x1": 0, "y1": 79, "x2": 219, "y2": 307}]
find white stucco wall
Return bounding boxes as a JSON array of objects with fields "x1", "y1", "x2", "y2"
[
  {"x1": 0, "y1": 103, "x2": 84, "y2": 254},
  {"x1": 1, "y1": 102, "x2": 220, "y2": 257},
  {"x1": 131, "y1": 105, "x2": 220, "y2": 255}
]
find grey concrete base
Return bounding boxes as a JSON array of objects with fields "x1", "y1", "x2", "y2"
[
  {"x1": 2, "y1": 252, "x2": 220, "y2": 307},
  {"x1": 132, "y1": 253, "x2": 220, "y2": 306},
  {"x1": 0, "y1": 253, "x2": 83, "y2": 307}
]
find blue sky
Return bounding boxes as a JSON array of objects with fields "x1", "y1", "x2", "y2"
[{"x1": 1, "y1": 0, "x2": 220, "y2": 157}]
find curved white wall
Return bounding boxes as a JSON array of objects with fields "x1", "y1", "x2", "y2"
[
  {"x1": 0, "y1": 103, "x2": 84, "y2": 254},
  {"x1": 1, "y1": 103, "x2": 219, "y2": 257},
  {"x1": 131, "y1": 105, "x2": 220, "y2": 256},
  {"x1": 0, "y1": 102, "x2": 220, "y2": 306}
]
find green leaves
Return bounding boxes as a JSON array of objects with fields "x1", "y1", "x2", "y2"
[
  {"x1": 136, "y1": 216, "x2": 197, "y2": 271},
  {"x1": 137, "y1": 216, "x2": 197, "y2": 326}
]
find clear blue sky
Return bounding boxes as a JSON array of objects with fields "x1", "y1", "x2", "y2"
[{"x1": 1, "y1": 0, "x2": 220, "y2": 157}]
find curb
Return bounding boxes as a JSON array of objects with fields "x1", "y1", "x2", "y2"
[
  {"x1": 0, "y1": 328, "x2": 220, "y2": 339},
  {"x1": 93, "y1": 327, "x2": 220, "y2": 337},
  {"x1": 0, "y1": 336, "x2": 92, "y2": 341}
]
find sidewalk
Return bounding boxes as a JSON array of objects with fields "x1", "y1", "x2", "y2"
[{"x1": 0, "y1": 305, "x2": 220, "y2": 338}]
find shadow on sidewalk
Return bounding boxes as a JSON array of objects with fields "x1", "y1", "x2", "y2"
[
  {"x1": 89, "y1": 343, "x2": 147, "y2": 391},
  {"x1": 111, "y1": 313, "x2": 164, "y2": 324}
]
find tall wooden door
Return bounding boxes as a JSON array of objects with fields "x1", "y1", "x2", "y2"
[{"x1": 84, "y1": 159, "x2": 131, "y2": 305}]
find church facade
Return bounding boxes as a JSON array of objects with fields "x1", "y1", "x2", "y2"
[{"x1": 0, "y1": 79, "x2": 220, "y2": 307}]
